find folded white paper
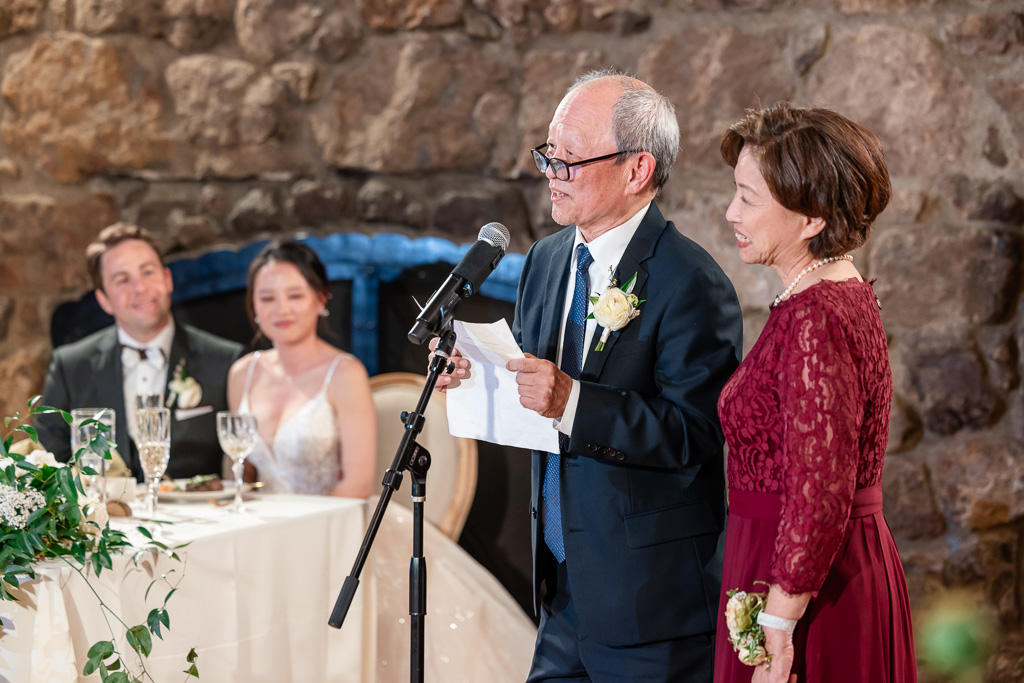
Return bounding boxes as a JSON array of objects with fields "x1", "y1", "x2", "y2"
[{"x1": 445, "y1": 320, "x2": 560, "y2": 453}]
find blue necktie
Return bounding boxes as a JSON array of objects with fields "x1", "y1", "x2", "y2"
[{"x1": 543, "y1": 243, "x2": 593, "y2": 563}]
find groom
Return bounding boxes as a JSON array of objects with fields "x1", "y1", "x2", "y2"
[
  {"x1": 508, "y1": 72, "x2": 742, "y2": 679},
  {"x1": 37, "y1": 223, "x2": 242, "y2": 481}
]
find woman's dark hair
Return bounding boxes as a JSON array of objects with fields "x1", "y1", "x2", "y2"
[
  {"x1": 721, "y1": 102, "x2": 891, "y2": 258},
  {"x1": 246, "y1": 240, "x2": 331, "y2": 339}
]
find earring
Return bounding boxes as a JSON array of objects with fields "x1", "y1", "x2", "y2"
[
  {"x1": 254, "y1": 315, "x2": 261, "y2": 324},
  {"x1": 320, "y1": 308, "x2": 329, "y2": 318}
]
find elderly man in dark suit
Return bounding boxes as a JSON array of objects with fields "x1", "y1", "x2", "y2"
[
  {"x1": 37, "y1": 223, "x2": 242, "y2": 481},
  {"x1": 441, "y1": 72, "x2": 743, "y2": 680}
]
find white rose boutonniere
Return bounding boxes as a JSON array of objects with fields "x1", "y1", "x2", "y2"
[
  {"x1": 587, "y1": 272, "x2": 644, "y2": 351},
  {"x1": 167, "y1": 359, "x2": 203, "y2": 409}
]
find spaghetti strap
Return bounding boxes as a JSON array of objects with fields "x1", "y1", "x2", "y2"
[
  {"x1": 320, "y1": 355, "x2": 343, "y2": 392},
  {"x1": 241, "y1": 351, "x2": 261, "y2": 406}
]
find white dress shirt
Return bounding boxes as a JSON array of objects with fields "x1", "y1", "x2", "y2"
[
  {"x1": 555, "y1": 203, "x2": 651, "y2": 437},
  {"x1": 119, "y1": 320, "x2": 174, "y2": 440}
]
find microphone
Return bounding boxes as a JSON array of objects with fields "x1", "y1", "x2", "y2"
[{"x1": 407, "y1": 222, "x2": 510, "y2": 344}]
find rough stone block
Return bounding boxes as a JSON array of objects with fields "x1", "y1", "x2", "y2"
[
  {"x1": 0, "y1": 33, "x2": 169, "y2": 183},
  {"x1": 872, "y1": 227, "x2": 1021, "y2": 327},
  {"x1": 943, "y1": 12, "x2": 1024, "y2": 56},
  {"x1": 0, "y1": 193, "x2": 119, "y2": 290},
  {"x1": 881, "y1": 455, "x2": 943, "y2": 539},
  {"x1": 228, "y1": 188, "x2": 283, "y2": 237},
  {"x1": 638, "y1": 25, "x2": 796, "y2": 169},
  {"x1": 289, "y1": 180, "x2": 351, "y2": 227},
  {"x1": 166, "y1": 55, "x2": 286, "y2": 148},
  {"x1": 358, "y1": 0, "x2": 464, "y2": 30},
  {"x1": 807, "y1": 25, "x2": 975, "y2": 177},
  {"x1": 162, "y1": 0, "x2": 235, "y2": 52},
  {"x1": 931, "y1": 438, "x2": 1024, "y2": 530},
  {"x1": 899, "y1": 328, "x2": 998, "y2": 436},
  {"x1": 938, "y1": 175, "x2": 1024, "y2": 226},
  {"x1": 311, "y1": 34, "x2": 515, "y2": 173},
  {"x1": 356, "y1": 179, "x2": 425, "y2": 228},
  {"x1": 0, "y1": 0, "x2": 46, "y2": 38},
  {"x1": 235, "y1": 0, "x2": 324, "y2": 65}
]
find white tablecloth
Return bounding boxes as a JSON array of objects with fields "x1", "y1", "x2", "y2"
[{"x1": 0, "y1": 495, "x2": 368, "y2": 683}]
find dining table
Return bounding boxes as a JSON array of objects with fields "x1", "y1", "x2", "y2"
[{"x1": 0, "y1": 493, "x2": 371, "y2": 683}]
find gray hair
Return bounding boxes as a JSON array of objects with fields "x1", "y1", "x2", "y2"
[{"x1": 569, "y1": 70, "x2": 680, "y2": 191}]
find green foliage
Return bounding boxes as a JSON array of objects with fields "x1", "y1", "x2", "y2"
[{"x1": 0, "y1": 397, "x2": 200, "y2": 682}]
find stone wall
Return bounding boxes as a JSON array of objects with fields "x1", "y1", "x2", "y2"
[{"x1": 0, "y1": 1, "x2": 1021, "y2": 679}]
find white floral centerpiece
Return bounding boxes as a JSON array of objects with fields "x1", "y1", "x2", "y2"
[{"x1": 0, "y1": 397, "x2": 199, "y2": 681}]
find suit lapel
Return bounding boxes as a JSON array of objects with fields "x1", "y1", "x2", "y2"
[
  {"x1": 582, "y1": 203, "x2": 666, "y2": 381},
  {"x1": 165, "y1": 322, "x2": 189, "y2": 407},
  {"x1": 537, "y1": 231, "x2": 575, "y2": 363},
  {"x1": 90, "y1": 329, "x2": 132, "y2": 468}
]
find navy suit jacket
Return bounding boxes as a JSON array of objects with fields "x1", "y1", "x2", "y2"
[
  {"x1": 512, "y1": 202, "x2": 742, "y2": 647},
  {"x1": 37, "y1": 320, "x2": 243, "y2": 481}
]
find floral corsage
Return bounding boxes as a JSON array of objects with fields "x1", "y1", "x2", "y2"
[
  {"x1": 167, "y1": 359, "x2": 202, "y2": 409},
  {"x1": 724, "y1": 581, "x2": 770, "y2": 667},
  {"x1": 587, "y1": 272, "x2": 644, "y2": 351}
]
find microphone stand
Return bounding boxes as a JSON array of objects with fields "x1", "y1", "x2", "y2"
[{"x1": 328, "y1": 322, "x2": 459, "y2": 683}]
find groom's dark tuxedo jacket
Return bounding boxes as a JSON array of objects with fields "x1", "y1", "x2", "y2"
[
  {"x1": 512, "y1": 202, "x2": 743, "y2": 647},
  {"x1": 37, "y1": 320, "x2": 243, "y2": 481}
]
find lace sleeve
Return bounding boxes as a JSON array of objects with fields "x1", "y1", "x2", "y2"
[{"x1": 769, "y1": 300, "x2": 864, "y2": 596}]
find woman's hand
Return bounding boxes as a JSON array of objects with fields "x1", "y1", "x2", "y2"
[{"x1": 752, "y1": 626, "x2": 797, "y2": 683}]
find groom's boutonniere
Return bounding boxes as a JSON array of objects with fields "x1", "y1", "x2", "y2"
[
  {"x1": 167, "y1": 359, "x2": 203, "y2": 409},
  {"x1": 587, "y1": 272, "x2": 644, "y2": 351}
]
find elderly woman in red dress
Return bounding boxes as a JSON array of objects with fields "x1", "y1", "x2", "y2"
[{"x1": 713, "y1": 103, "x2": 917, "y2": 683}]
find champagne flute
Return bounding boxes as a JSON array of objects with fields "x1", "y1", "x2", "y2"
[
  {"x1": 216, "y1": 412, "x2": 257, "y2": 512},
  {"x1": 70, "y1": 408, "x2": 116, "y2": 504},
  {"x1": 133, "y1": 393, "x2": 164, "y2": 442},
  {"x1": 136, "y1": 407, "x2": 171, "y2": 517}
]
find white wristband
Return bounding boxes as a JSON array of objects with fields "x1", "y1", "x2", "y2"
[{"x1": 757, "y1": 611, "x2": 797, "y2": 632}]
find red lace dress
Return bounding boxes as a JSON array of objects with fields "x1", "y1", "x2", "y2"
[{"x1": 713, "y1": 280, "x2": 916, "y2": 683}]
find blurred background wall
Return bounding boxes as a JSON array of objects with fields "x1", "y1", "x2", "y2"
[{"x1": 0, "y1": 1, "x2": 1021, "y2": 679}]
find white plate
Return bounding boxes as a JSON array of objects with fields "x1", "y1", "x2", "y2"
[{"x1": 158, "y1": 481, "x2": 252, "y2": 503}]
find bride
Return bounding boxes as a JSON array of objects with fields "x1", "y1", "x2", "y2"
[
  {"x1": 227, "y1": 239, "x2": 535, "y2": 682},
  {"x1": 227, "y1": 239, "x2": 375, "y2": 497}
]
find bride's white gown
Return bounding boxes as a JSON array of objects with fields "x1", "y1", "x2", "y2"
[{"x1": 240, "y1": 353, "x2": 536, "y2": 681}]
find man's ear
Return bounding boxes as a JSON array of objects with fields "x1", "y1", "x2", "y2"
[
  {"x1": 625, "y1": 152, "x2": 657, "y2": 196},
  {"x1": 95, "y1": 288, "x2": 114, "y2": 316}
]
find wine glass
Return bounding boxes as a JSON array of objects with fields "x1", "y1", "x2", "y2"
[
  {"x1": 70, "y1": 408, "x2": 116, "y2": 504},
  {"x1": 216, "y1": 412, "x2": 257, "y2": 512},
  {"x1": 136, "y1": 407, "x2": 171, "y2": 517}
]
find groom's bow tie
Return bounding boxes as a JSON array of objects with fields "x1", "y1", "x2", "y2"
[{"x1": 120, "y1": 344, "x2": 166, "y2": 368}]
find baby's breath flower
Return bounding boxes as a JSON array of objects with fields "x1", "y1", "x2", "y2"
[{"x1": 0, "y1": 483, "x2": 46, "y2": 530}]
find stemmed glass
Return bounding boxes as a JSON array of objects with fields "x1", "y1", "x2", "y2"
[
  {"x1": 70, "y1": 408, "x2": 116, "y2": 504},
  {"x1": 136, "y1": 407, "x2": 171, "y2": 517},
  {"x1": 216, "y1": 412, "x2": 258, "y2": 512}
]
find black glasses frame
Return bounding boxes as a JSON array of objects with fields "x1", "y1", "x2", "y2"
[{"x1": 531, "y1": 143, "x2": 642, "y2": 181}]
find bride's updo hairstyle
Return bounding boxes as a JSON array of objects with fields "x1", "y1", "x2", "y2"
[
  {"x1": 245, "y1": 239, "x2": 331, "y2": 341},
  {"x1": 720, "y1": 102, "x2": 891, "y2": 259}
]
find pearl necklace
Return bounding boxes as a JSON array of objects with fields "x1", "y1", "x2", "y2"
[{"x1": 772, "y1": 254, "x2": 853, "y2": 307}]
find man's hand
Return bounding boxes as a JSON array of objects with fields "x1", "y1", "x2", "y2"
[
  {"x1": 506, "y1": 353, "x2": 573, "y2": 418},
  {"x1": 428, "y1": 337, "x2": 469, "y2": 393}
]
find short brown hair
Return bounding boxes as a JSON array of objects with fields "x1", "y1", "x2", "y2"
[
  {"x1": 86, "y1": 223, "x2": 165, "y2": 291},
  {"x1": 721, "y1": 102, "x2": 891, "y2": 258}
]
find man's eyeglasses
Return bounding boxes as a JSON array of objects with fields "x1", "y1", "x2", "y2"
[{"x1": 531, "y1": 143, "x2": 641, "y2": 181}]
